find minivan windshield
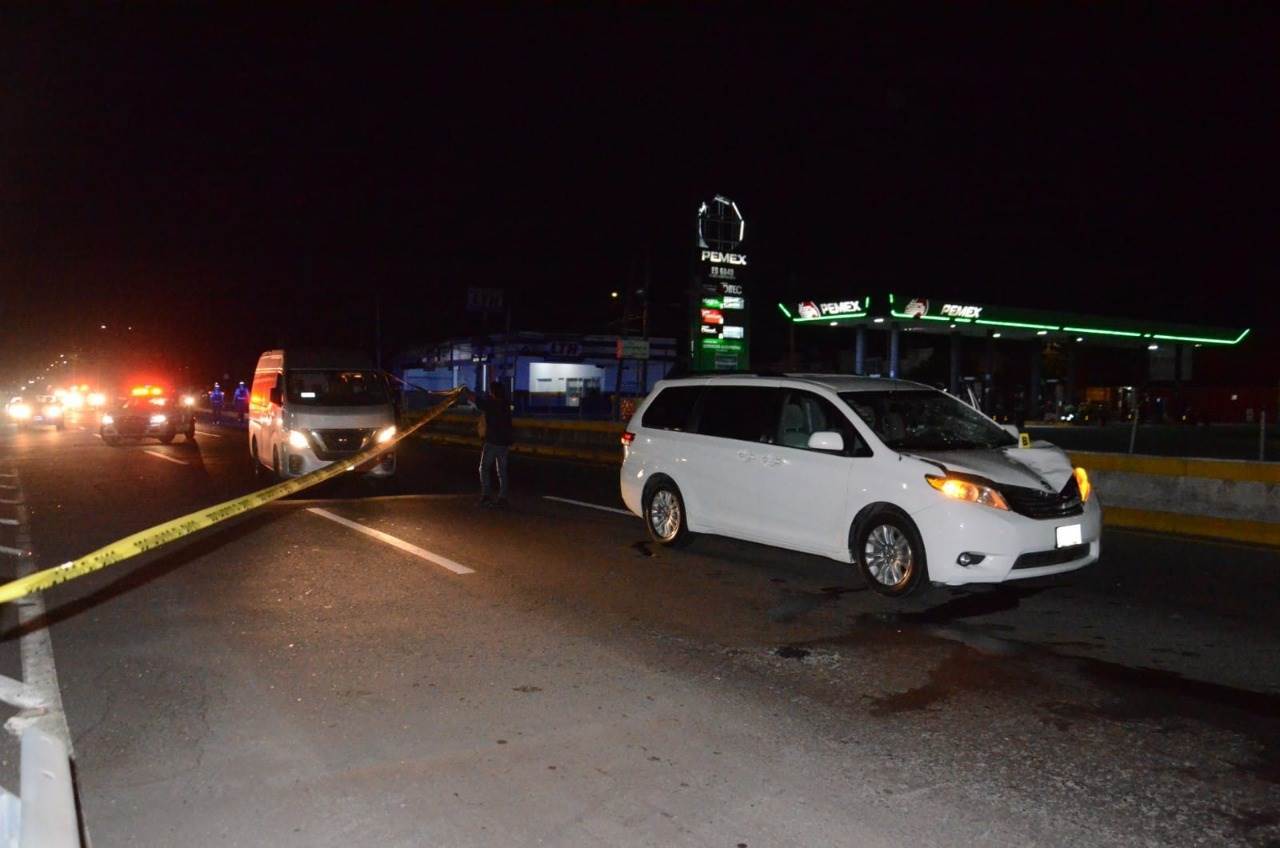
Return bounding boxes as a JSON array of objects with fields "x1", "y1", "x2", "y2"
[
  {"x1": 840, "y1": 389, "x2": 1016, "y2": 451},
  {"x1": 286, "y1": 370, "x2": 390, "y2": 406}
]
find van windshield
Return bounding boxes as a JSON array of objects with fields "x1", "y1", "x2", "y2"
[
  {"x1": 839, "y1": 389, "x2": 1016, "y2": 451},
  {"x1": 286, "y1": 370, "x2": 390, "y2": 406}
]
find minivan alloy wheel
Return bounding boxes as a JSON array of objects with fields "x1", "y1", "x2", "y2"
[
  {"x1": 863, "y1": 524, "x2": 914, "y2": 588},
  {"x1": 648, "y1": 489, "x2": 682, "y2": 541}
]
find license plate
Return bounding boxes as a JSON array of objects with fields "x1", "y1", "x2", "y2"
[{"x1": 1056, "y1": 523, "x2": 1083, "y2": 548}]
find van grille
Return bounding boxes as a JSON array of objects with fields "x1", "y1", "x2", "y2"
[
  {"x1": 310, "y1": 428, "x2": 374, "y2": 459},
  {"x1": 999, "y1": 477, "x2": 1084, "y2": 520},
  {"x1": 1012, "y1": 544, "x2": 1090, "y2": 570}
]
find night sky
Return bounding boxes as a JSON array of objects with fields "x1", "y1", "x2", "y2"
[{"x1": 2, "y1": 5, "x2": 1277, "y2": 386}]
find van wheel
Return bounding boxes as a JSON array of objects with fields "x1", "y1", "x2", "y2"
[
  {"x1": 854, "y1": 509, "x2": 928, "y2": 598},
  {"x1": 251, "y1": 439, "x2": 265, "y2": 477},
  {"x1": 643, "y1": 480, "x2": 692, "y2": 547}
]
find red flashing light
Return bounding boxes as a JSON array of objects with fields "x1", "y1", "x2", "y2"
[{"x1": 621, "y1": 431, "x2": 635, "y2": 446}]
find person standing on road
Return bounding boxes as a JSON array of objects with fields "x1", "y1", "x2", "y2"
[
  {"x1": 210, "y1": 382, "x2": 225, "y2": 423},
  {"x1": 233, "y1": 381, "x2": 249, "y2": 423},
  {"x1": 463, "y1": 381, "x2": 514, "y2": 507}
]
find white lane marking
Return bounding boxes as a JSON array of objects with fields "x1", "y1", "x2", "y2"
[
  {"x1": 306, "y1": 507, "x2": 475, "y2": 575},
  {"x1": 0, "y1": 518, "x2": 17, "y2": 526},
  {"x1": 142, "y1": 449, "x2": 188, "y2": 465},
  {"x1": 542, "y1": 495, "x2": 635, "y2": 517},
  {"x1": 0, "y1": 545, "x2": 24, "y2": 556},
  {"x1": 0, "y1": 484, "x2": 15, "y2": 490},
  {"x1": 0, "y1": 498, "x2": 21, "y2": 505},
  {"x1": 195, "y1": 429, "x2": 223, "y2": 438}
]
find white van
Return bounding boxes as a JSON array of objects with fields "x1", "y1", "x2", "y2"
[
  {"x1": 248, "y1": 349, "x2": 397, "y2": 479},
  {"x1": 620, "y1": 374, "x2": 1101, "y2": 598}
]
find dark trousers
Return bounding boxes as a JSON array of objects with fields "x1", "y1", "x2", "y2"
[{"x1": 479, "y1": 443, "x2": 509, "y2": 498}]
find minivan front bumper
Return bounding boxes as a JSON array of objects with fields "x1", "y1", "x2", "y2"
[{"x1": 910, "y1": 495, "x2": 1102, "y2": 586}]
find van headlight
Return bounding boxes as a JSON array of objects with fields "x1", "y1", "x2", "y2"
[
  {"x1": 150, "y1": 413, "x2": 167, "y2": 425},
  {"x1": 288, "y1": 430, "x2": 310, "y2": 450},
  {"x1": 101, "y1": 413, "x2": 114, "y2": 425},
  {"x1": 926, "y1": 475, "x2": 1010, "y2": 511},
  {"x1": 1073, "y1": 467, "x2": 1092, "y2": 502},
  {"x1": 375, "y1": 425, "x2": 396, "y2": 445}
]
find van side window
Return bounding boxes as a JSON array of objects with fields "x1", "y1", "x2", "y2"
[
  {"x1": 641, "y1": 386, "x2": 702, "y2": 431},
  {"x1": 776, "y1": 390, "x2": 870, "y2": 456},
  {"x1": 695, "y1": 386, "x2": 781, "y2": 444}
]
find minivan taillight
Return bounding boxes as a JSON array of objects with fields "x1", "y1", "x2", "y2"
[{"x1": 621, "y1": 431, "x2": 635, "y2": 446}]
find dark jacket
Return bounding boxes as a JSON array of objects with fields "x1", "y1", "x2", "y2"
[{"x1": 474, "y1": 392, "x2": 514, "y2": 446}]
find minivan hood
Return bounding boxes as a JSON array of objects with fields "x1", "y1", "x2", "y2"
[
  {"x1": 904, "y1": 445, "x2": 1073, "y2": 492},
  {"x1": 287, "y1": 405, "x2": 393, "y2": 429}
]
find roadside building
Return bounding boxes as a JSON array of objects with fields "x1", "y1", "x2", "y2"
[{"x1": 392, "y1": 333, "x2": 677, "y2": 416}]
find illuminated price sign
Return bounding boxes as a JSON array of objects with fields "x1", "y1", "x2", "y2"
[
  {"x1": 721, "y1": 295, "x2": 744, "y2": 310},
  {"x1": 700, "y1": 308, "x2": 724, "y2": 326}
]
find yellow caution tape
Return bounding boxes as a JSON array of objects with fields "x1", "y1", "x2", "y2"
[{"x1": 0, "y1": 389, "x2": 464, "y2": 604}]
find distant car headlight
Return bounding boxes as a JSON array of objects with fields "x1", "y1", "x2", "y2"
[
  {"x1": 181, "y1": 395, "x2": 195, "y2": 407},
  {"x1": 150, "y1": 413, "x2": 167, "y2": 425},
  {"x1": 9, "y1": 404, "x2": 31, "y2": 420},
  {"x1": 375, "y1": 425, "x2": 396, "y2": 445},
  {"x1": 926, "y1": 475, "x2": 1010, "y2": 511},
  {"x1": 87, "y1": 392, "x2": 106, "y2": 408},
  {"x1": 44, "y1": 405, "x2": 63, "y2": 418},
  {"x1": 101, "y1": 413, "x2": 114, "y2": 425},
  {"x1": 288, "y1": 429, "x2": 310, "y2": 450},
  {"x1": 1073, "y1": 467, "x2": 1092, "y2": 502}
]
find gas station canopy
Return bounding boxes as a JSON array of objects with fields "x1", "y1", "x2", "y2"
[{"x1": 777, "y1": 294, "x2": 1250, "y2": 348}]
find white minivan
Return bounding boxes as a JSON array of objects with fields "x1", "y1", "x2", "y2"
[
  {"x1": 249, "y1": 349, "x2": 397, "y2": 479},
  {"x1": 620, "y1": 374, "x2": 1101, "y2": 597}
]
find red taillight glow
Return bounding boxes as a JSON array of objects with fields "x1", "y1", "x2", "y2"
[{"x1": 621, "y1": 431, "x2": 635, "y2": 447}]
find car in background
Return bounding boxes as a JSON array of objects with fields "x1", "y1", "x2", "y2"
[
  {"x1": 5, "y1": 395, "x2": 65, "y2": 430},
  {"x1": 99, "y1": 385, "x2": 196, "y2": 445},
  {"x1": 621, "y1": 374, "x2": 1100, "y2": 599}
]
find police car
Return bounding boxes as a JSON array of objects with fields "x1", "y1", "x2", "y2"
[{"x1": 99, "y1": 385, "x2": 196, "y2": 446}]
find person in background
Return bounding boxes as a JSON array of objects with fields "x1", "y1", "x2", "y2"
[
  {"x1": 462, "y1": 381, "x2": 514, "y2": 507},
  {"x1": 210, "y1": 382, "x2": 225, "y2": 423},
  {"x1": 233, "y1": 381, "x2": 250, "y2": 423}
]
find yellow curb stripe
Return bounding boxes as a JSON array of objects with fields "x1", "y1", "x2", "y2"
[
  {"x1": 1070, "y1": 451, "x2": 1280, "y2": 483},
  {"x1": 1103, "y1": 506, "x2": 1280, "y2": 547}
]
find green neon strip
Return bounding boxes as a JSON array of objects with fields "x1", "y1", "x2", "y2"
[
  {"x1": 888, "y1": 293, "x2": 895, "y2": 305},
  {"x1": 1061, "y1": 326, "x2": 1143, "y2": 338},
  {"x1": 777, "y1": 302, "x2": 792, "y2": 318},
  {"x1": 1152, "y1": 328, "x2": 1250, "y2": 345},
  {"x1": 890, "y1": 311, "x2": 965, "y2": 322},
  {"x1": 793, "y1": 312, "x2": 866, "y2": 323},
  {"x1": 863, "y1": 296, "x2": 870, "y2": 309},
  {"x1": 973, "y1": 319, "x2": 1061, "y2": 331}
]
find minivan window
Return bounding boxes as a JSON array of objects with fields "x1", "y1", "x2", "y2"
[
  {"x1": 641, "y1": 386, "x2": 702, "y2": 431},
  {"x1": 695, "y1": 386, "x2": 780, "y2": 443},
  {"x1": 286, "y1": 370, "x2": 390, "y2": 406},
  {"x1": 840, "y1": 389, "x2": 1016, "y2": 451},
  {"x1": 777, "y1": 390, "x2": 869, "y2": 455}
]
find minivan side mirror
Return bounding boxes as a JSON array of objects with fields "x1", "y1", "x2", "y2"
[
  {"x1": 269, "y1": 387, "x2": 282, "y2": 406},
  {"x1": 807, "y1": 431, "x2": 844, "y2": 452}
]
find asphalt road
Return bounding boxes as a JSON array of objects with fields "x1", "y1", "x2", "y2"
[{"x1": 1, "y1": 414, "x2": 1277, "y2": 847}]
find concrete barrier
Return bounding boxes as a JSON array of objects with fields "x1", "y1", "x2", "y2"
[
  {"x1": 415, "y1": 415, "x2": 1280, "y2": 546},
  {"x1": 1069, "y1": 451, "x2": 1280, "y2": 546}
]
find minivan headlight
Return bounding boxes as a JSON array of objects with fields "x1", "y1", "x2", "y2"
[
  {"x1": 288, "y1": 429, "x2": 310, "y2": 450},
  {"x1": 149, "y1": 413, "x2": 167, "y2": 425},
  {"x1": 1074, "y1": 467, "x2": 1092, "y2": 502},
  {"x1": 375, "y1": 424, "x2": 396, "y2": 445},
  {"x1": 926, "y1": 475, "x2": 1010, "y2": 511}
]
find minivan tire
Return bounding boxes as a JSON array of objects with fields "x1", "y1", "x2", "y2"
[
  {"x1": 854, "y1": 508, "x2": 928, "y2": 598},
  {"x1": 643, "y1": 479, "x2": 693, "y2": 548},
  {"x1": 251, "y1": 438, "x2": 265, "y2": 477}
]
